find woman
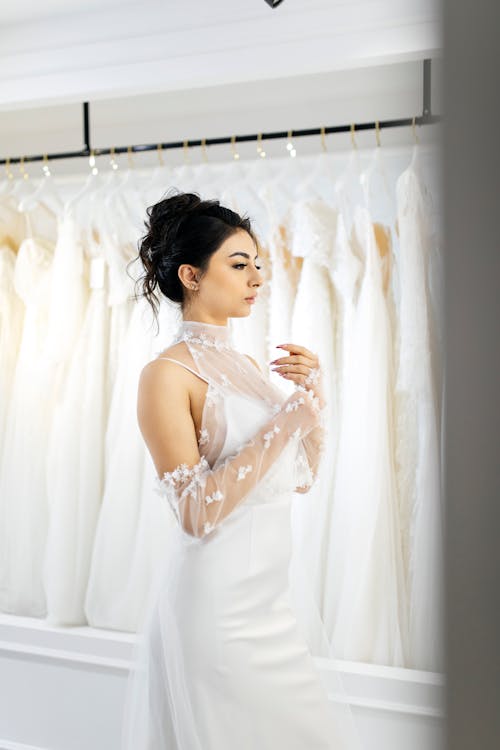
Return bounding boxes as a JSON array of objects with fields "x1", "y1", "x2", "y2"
[{"x1": 121, "y1": 190, "x2": 359, "y2": 749}]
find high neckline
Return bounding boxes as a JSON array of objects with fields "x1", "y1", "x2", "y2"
[{"x1": 178, "y1": 319, "x2": 233, "y2": 349}]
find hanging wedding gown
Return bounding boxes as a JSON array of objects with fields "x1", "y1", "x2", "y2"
[
  {"x1": 122, "y1": 319, "x2": 363, "y2": 750},
  {"x1": 0, "y1": 235, "x2": 55, "y2": 615},
  {"x1": 85, "y1": 292, "x2": 177, "y2": 632},
  {"x1": 321, "y1": 210, "x2": 362, "y2": 641},
  {"x1": 288, "y1": 197, "x2": 340, "y2": 642},
  {"x1": 0, "y1": 243, "x2": 24, "y2": 463},
  {"x1": 326, "y1": 207, "x2": 407, "y2": 666},
  {"x1": 258, "y1": 177, "x2": 303, "y2": 366},
  {"x1": 43, "y1": 232, "x2": 110, "y2": 625},
  {"x1": 394, "y1": 151, "x2": 444, "y2": 672}
]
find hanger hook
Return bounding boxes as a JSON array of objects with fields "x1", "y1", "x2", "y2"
[
  {"x1": 183, "y1": 139, "x2": 190, "y2": 165},
  {"x1": 109, "y1": 146, "x2": 118, "y2": 171},
  {"x1": 286, "y1": 129, "x2": 296, "y2": 158},
  {"x1": 412, "y1": 116, "x2": 420, "y2": 145},
  {"x1": 20, "y1": 155, "x2": 30, "y2": 181},
  {"x1": 350, "y1": 123, "x2": 357, "y2": 150},
  {"x1": 5, "y1": 157, "x2": 13, "y2": 180},
  {"x1": 375, "y1": 120, "x2": 381, "y2": 147},
  {"x1": 42, "y1": 153, "x2": 51, "y2": 177},
  {"x1": 256, "y1": 132, "x2": 266, "y2": 159},
  {"x1": 201, "y1": 137, "x2": 209, "y2": 164},
  {"x1": 89, "y1": 148, "x2": 98, "y2": 174},
  {"x1": 156, "y1": 143, "x2": 164, "y2": 166},
  {"x1": 320, "y1": 126, "x2": 328, "y2": 153},
  {"x1": 230, "y1": 135, "x2": 240, "y2": 161}
]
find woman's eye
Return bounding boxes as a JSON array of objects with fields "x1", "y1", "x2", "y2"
[{"x1": 233, "y1": 264, "x2": 262, "y2": 270}]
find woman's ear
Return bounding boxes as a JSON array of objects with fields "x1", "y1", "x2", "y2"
[{"x1": 178, "y1": 264, "x2": 198, "y2": 288}]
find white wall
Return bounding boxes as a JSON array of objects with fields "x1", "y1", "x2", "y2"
[{"x1": 0, "y1": 613, "x2": 445, "y2": 750}]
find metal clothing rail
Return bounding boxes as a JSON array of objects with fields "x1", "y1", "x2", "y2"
[{"x1": 0, "y1": 59, "x2": 441, "y2": 168}]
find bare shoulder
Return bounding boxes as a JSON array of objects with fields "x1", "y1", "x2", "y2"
[
  {"x1": 138, "y1": 344, "x2": 190, "y2": 415},
  {"x1": 137, "y1": 342, "x2": 199, "y2": 478},
  {"x1": 144, "y1": 341, "x2": 192, "y2": 371}
]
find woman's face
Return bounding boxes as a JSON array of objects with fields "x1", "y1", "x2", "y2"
[{"x1": 182, "y1": 229, "x2": 264, "y2": 321}]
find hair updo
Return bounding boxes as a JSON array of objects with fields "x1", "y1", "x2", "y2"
[{"x1": 131, "y1": 189, "x2": 258, "y2": 328}]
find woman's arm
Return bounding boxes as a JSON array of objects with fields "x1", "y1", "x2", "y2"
[
  {"x1": 268, "y1": 344, "x2": 328, "y2": 494},
  {"x1": 137, "y1": 359, "x2": 323, "y2": 538}
]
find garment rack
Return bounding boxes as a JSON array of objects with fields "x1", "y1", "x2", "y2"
[{"x1": 0, "y1": 59, "x2": 440, "y2": 168}]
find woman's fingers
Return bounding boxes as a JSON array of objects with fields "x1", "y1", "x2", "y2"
[
  {"x1": 276, "y1": 342, "x2": 315, "y2": 359},
  {"x1": 271, "y1": 343, "x2": 318, "y2": 368},
  {"x1": 272, "y1": 363, "x2": 310, "y2": 376},
  {"x1": 269, "y1": 343, "x2": 322, "y2": 399}
]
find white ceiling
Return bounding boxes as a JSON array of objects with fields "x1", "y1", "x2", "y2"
[
  {"x1": 0, "y1": 0, "x2": 441, "y2": 109},
  {"x1": 0, "y1": 0, "x2": 137, "y2": 25}
]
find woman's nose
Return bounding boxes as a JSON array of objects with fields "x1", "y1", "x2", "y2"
[{"x1": 252, "y1": 267, "x2": 264, "y2": 286}]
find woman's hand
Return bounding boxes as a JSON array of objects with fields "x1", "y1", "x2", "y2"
[{"x1": 270, "y1": 343, "x2": 325, "y2": 409}]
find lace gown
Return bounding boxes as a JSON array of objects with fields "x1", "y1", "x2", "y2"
[{"x1": 121, "y1": 319, "x2": 360, "y2": 750}]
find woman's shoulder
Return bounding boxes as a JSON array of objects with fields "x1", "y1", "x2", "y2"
[{"x1": 140, "y1": 341, "x2": 193, "y2": 385}]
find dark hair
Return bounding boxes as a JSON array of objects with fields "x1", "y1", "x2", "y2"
[{"x1": 129, "y1": 189, "x2": 258, "y2": 330}]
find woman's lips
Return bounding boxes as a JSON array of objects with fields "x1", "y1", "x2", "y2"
[{"x1": 244, "y1": 296, "x2": 256, "y2": 304}]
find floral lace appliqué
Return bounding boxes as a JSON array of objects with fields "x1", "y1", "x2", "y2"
[
  {"x1": 180, "y1": 330, "x2": 232, "y2": 353},
  {"x1": 263, "y1": 424, "x2": 281, "y2": 449},
  {"x1": 154, "y1": 455, "x2": 210, "y2": 502},
  {"x1": 295, "y1": 451, "x2": 314, "y2": 489},
  {"x1": 295, "y1": 384, "x2": 324, "y2": 418},
  {"x1": 284, "y1": 395, "x2": 305, "y2": 413},
  {"x1": 304, "y1": 367, "x2": 320, "y2": 385},
  {"x1": 199, "y1": 427, "x2": 210, "y2": 447},
  {"x1": 205, "y1": 383, "x2": 220, "y2": 408},
  {"x1": 204, "y1": 490, "x2": 224, "y2": 505},
  {"x1": 237, "y1": 464, "x2": 253, "y2": 480}
]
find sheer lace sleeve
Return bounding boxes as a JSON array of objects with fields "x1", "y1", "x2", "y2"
[
  {"x1": 292, "y1": 368, "x2": 328, "y2": 492},
  {"x1": 154, "y1": 387, "x2": 323, "y2": 538}
]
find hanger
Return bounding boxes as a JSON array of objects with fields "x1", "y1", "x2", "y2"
[
  {"x1": 65, "y1": 149, "x2": 103, "y2": 215},
  {"x1": 0, "y1": 158, "x2": 15, "y2": 198},
  {"x1": 174, "y1": 140, "x2": 196, "y2": 188},
  {"x1": 293, "y1": 126, "x2": 333, "y2": 203},
  {"x1": 3, "y1": 156, "x2": 35, "y2": 204},
  {"x1": 18, "y1": 155, "x2": 63, "y2": 216},
  {"x1": 359, "y1": 121, "x2": 396, "y2": 257},
  {"x1": 147, "y1": 144, "x2": 172, "y2": 190},
  {"x1": 333, "y1": 124, "x2": 364, "y2": 231}
]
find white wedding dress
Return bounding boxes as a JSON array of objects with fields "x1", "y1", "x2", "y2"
[
  {"x1": 326, "y1": 207, "x2": 407, "y2": 666},
  {"x1": 0, "y1": 235, "x2": 55, "y2": 615},
  {"x1": 121, "y1": 319, "x2": 362, "y2": 750},
  {"x1": 394, "y1": 151, "x2": 444, "y2": 671}
]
